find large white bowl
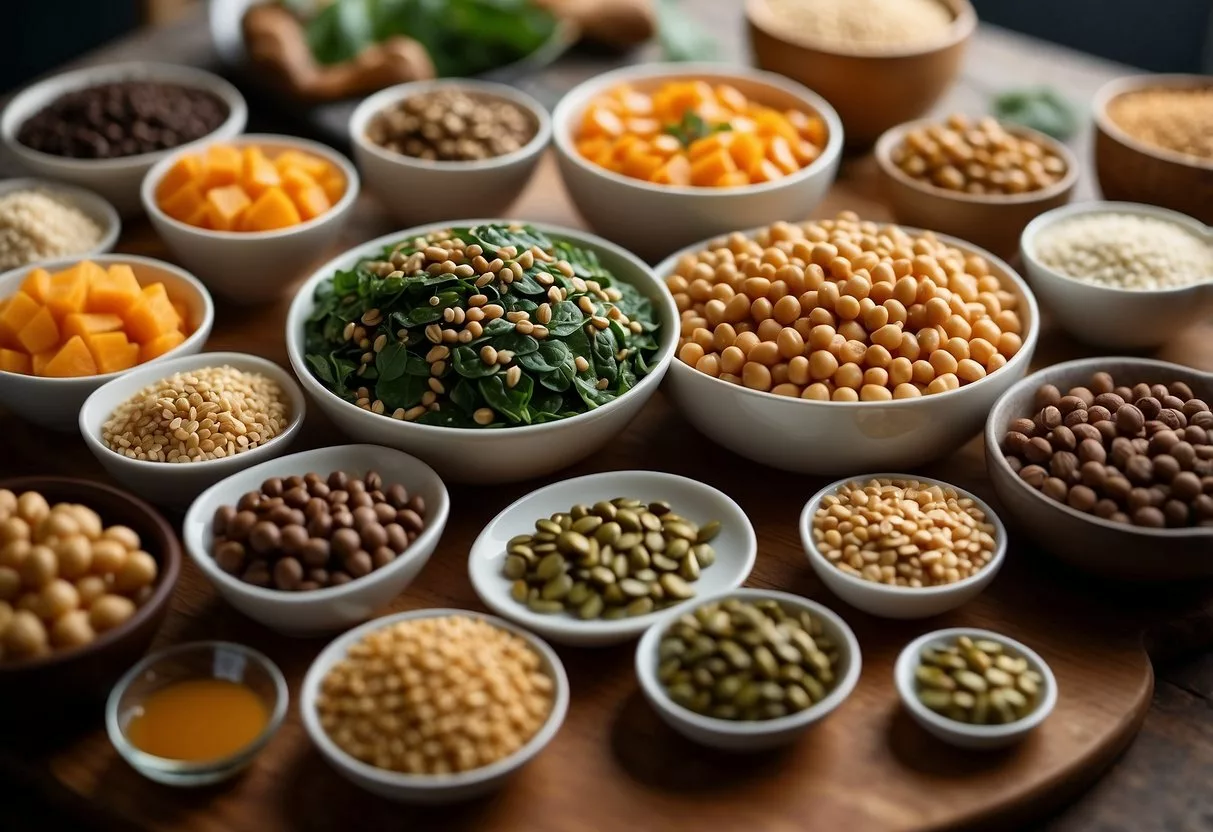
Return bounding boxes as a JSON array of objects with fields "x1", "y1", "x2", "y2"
[
  {"x1": 300, "y1": 608, "x2": 569, "y2": 802},
  {"x1": 284, "y1": 220, "x2": 679, "y2": 484},
  {"x1": 657, "y1": 224, "x2": 1041, "y2": 475},
  {"x1": 0, "y1": 254, "x2": 213, "y2": 431},
  {"x1": 1, "y1": 62, "x2": 247, "y2": 216},
  {"x1": 182, "y1": 445, "x2": 450, "y2": 635},
  {"x1": 635, "y1": 588, "x2": 862, "y2": 751},
  {"x1": 552, "y1": 62, "x2": 844, "y2": 262},
  {"x1": 1020, "y1": 201, "x2": 1213, "y2": 349},
  {"x1": 142, "y1": 133, "x2": 360, "y2": 305},
  {"x1": 468, "y1": 470, "x2": 757, "y2": 647},
  {"x1": 79, "y1": 351, "x2": 306, "y2": 507},
  {"x1": 0, "y1": 178, "x2": 121, "y2": 266},
  {"x1": 350, "y1": 80, "x2": 551, "y2": 227}
]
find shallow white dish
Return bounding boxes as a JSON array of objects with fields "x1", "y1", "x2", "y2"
[
  {"x1": 0, "y1": 254, "x2": 213, "y2": 431},
  {"x1": 283, "y1": 220, "x2": 679, "y2": 484},
  {"x1": 552, "y1": 62, "x2": 843, "y2": 262},
  {"x1": 0, "y1": 178, "x2": 121, "y2": 265},
  {"x1": 893, "y1": 627, "x2": 1057, "y2": 750},
  {"x1": 79, "y1": 351, "x2": 306, "y2": 507},
  {"x1": 799, "y1": 473, "x2": 1007, "y2": 619},
  {"x1": 1020, "y1": 200, "x2": 1213, "y2": 349},
  {"x1": 300, "y1": 607, "x2": 569, "y2": 803},
  {"x1": 468, "y1": 470, "x2": 757, "y2": 647},
  {"x1": 182, "y1": 444, "x2": 449, "y2": 635},
  {"x1": 635, "y1": 588, "x2": 861, "y2": 751},
  {"x1": 142, "y1": 133, "x2": 360, "y2": 305},
  {"x1": 1, "y1": 61, "x2": 247, "y2": 215}
]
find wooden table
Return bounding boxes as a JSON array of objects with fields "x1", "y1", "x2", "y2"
[{"x1": 3, "y1": 5, "x2": 1213, "y2": 832}]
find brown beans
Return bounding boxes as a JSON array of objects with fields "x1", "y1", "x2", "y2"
[{"x1": 366, "y1": 88, "x2": 538, "y2": 162}]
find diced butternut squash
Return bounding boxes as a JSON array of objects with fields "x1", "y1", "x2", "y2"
[
  {"x1": 580, "y1": 107, "x2": 625, "y2": 140},
  {"x1": 0, "y1": 349, "x2": 30, "y2": 375},
  {"x1": 205, "y1": 184, "x2": 253, "y2": 232},
  {"x1": 202, "y1": 144, "x2": 243, "y2": 190},
  {"x1": 171, "y1": 300, "x2": 191, "y2": 332},
  {"x1": 622, "y1": 148, "x2": 665, "y2": 181},
  {"x1": 31, "y1": 351, "x2": 53, "y2": 377},
  {"x1": 123, "y1": 283, "x2": 180, "y2": 344},
  {"x1": 63, "y1": 312, "x2": 124, "y2": 341},
  {"x1": 729, "y1": 131, "x2": 766, "y2": 171},
  {"x1": 241, "y1": 146, "x2": 282, "y2": 198},
  {"x1": 748, "y1": 159, "x2": 786, "y2": 184},
  {"x1": 690, "y1": 148, "x2": 737, "y2": 187},
  {"x1": 160, "y1": 182, "x2": 206, "y2": 223},
  {"x1": 44, "y1": 261, "x2": 101, "y2": 319},
  {"x1": 319, "y1": 171, "x2": 346, "y2": 204},
  {"x1": 87, "y1": 265, "x2": 142, "y2": 314},
  {"x1": 650, "y1": 134, "x2": 682, "y2": 158},
  {"x1": 766, "y1": 137, "x2": 801, "y2": 175},
  {"x1": 294, "y1": 184, "x2": 332, "y2": 222},
  {"x1": 625, "y1": 118, "x2": 661, "y2": 138},
  {"x1": 42, "y1": 336, "x2": 97, "y2": 378},
  {"x1": 652, "y1": 155, "x2": 692, "y2": 186},
  {"x1": 156, "y1": 155, "x2": 203, "y2": 201},
  {"x1": 715, "y1": 171, "x2": 751, "y2": 188},
  {"x1": 273, "y1": 150, "x2": 331, "y2": 180},
  {"x1": 0, "y1": 291, "x2": 41, "y2": 348},
  {"x1": 140, "y1": 330, "x2": 186, "y2": 362},
  {"x1": 84, "y1": 331, "x2": 140, "y2": 374},
  {"x1": 185, "y1": 204, "x2": 214, "y2": 230},
  {"x1": 688, "y1": 133, "x2": 733, "y2": 163},
  {"x1": 19, "y1": 268, "x2": 51, "y2": 303},
  {"x1": 16, "y1": 306, "x2": 60, "y2": 354},
  {"x1": 242, "y1": 187, "x2": 301, "y2": 232}
]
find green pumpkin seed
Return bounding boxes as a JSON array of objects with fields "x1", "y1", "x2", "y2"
[
  {"x1": 665, "y1": 538, "x2": 691, "y2": 560},
  {"x1": 711, "y1": 703, "x2": 739, "y2": 720},
  {"x1": 571, "y1": 515, "x2": 603, "y2": 535},
  {"x1": 626, "y1": 597, "x2": 655, "y2": 616},
  {"x1": 510, "y1": 579, "x2": 529, "y2": 602},
  {"x1": 602, "y1": 583, "x2": 625, "y2": 605},
  {"x1": 592, "y1": 501, "x2": 617, "y2": 519},
  {"x1": 801, "y1": 675, "x2": 826, "y2": 702},
  {"x1": 619, "y1": 578, "x2": 650, "y2": 598},
  {"x1": 503, "y1": 555, "x2": 527, "y2": 580},
  {"x1": 535, "y1": 553, "x2": 565, "y2": 581},
  {"x1": 567, "y1": 582, "x2": 592, "y2": 606},
  {"x1": 644, "y1": 531, "x2": 666, "y2": 552},
  {"x1": 786, "y1": 684, "x2": 811, "y2": 711},
  {"x1": 532, "y1": 542, "x2": 558, "y2": 554},
  {"x1": 536, "y1": 519, "x2": 562, "y2": 536},
  {"x1": 602, "y1": 606, "x2": 628, "y2": 620},
  {"x1": 640, "y1": 511, "x2": 663, "y2": 531},
  {"x1": 696, "y1": 520, "x2": 721, "y2": 543},
  {"x1": 693, "y1": 544, "x2": 716, "y2": 568},
  {"x1": 652, "y1": 554, "x2": 679, "y2": 572},
  {"x1": 528, "y1": 598, "x2": 564, "y2": 614},
  {"x1": 679, "y1": 555, "x2": 700, "y2": 581},
  {"x1": 542, "y1": 573, "x2": 573, "y2": 601},
  {"x1": 589, "y1": 566, "x2": 616, "y2": 586},
  {"x1": 557, "y1": 531, "x2": 590, "y2": 556},
  {"x1": 633, "y1": 568, "x2": 658, "y2": 582},
  {"x1": 664, "y1": 522, "x2": 697, "y2": 542},
  {"x1": 615, "y1": 532, "x2": 643, "y2": 550},
  {"x1": 612, "y1": 553, "x2": 629, "y2": 578},
  {"x1": 616, "y1": 509, "x2": 641, "y2": 531},
  {"x1": 647, "y1": 501, "x2": 672, "y2": 516},
  {"x1": 659, "y1": 573, "x2": 695, "y2": 600},
  {"x1": 578, "y1": 594, "x2": 604, "y2": 619},
  {"x1": 570, "y1": 504, "x2": 591, "y2": 520},
  {"x1": 594, "y1": 522, "x2": 621, "y2": 545},
  {"x1": 628, "y1": 546, "x2": 651, "y2": 570}
]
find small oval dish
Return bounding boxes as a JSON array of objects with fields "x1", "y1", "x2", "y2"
[
  {"x1": 300, "y1": 608, "x2": 569, "y2": 803},
  {"x1": 0, "y1": 178, "x2": 121, "y2": 267},
  {"x1": 894, "y1": 627, "x2": 1057, "y2": 750},
  {"x1": 182, "y1": 444, "x2": 449, "y2": 636},
  {"x1": 799, "y1": 474, "x2": 1007, "y2": 619},
  {"x1": 468, "y1": 470, "x2": 757, "y2": 647},
  {"x1": 79, "y1": 351, "x2": 306, "y2": 507}
]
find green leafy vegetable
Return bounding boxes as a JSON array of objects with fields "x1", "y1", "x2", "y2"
[
  {"x1": 992, "y1": 87, "x2": 1079, "y2": 141},
  {"x1": 664, "y1": 111, "x2": 731, "y2": 149},
  {"x1": 655, "y1": 0, "x2": 720, "y2": 62}
]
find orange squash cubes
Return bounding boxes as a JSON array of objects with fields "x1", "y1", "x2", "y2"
[
  {"x1": 156, "y1": 143, "x2": 346, "y2": 231},
  {"x1": 0, "y1": 261, "x2": 191, "y2": 378}
]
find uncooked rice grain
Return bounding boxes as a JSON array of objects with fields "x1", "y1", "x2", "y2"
[{"x1": 764, "y1": 0, "x2": 954, "y2": 51}]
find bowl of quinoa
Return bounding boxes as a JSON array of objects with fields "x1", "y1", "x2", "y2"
[{"x1": 0, "y1": 179, "x2": 119, "y2": 271}]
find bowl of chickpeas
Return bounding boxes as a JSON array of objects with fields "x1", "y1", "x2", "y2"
[
  {"x1": 0, "y1": 478, "x2": 180, "y2": 707},
  {"x1": 658, "y1": 213, "x2": 1040, "y2": 476},
  {"x1": 874, "y1": 114, "x2": 1078, "y2": 259}
]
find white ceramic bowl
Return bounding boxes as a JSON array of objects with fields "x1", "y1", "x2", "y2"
[
  {"x1": 350, "y1": 80, "x2": 551, "y2": 227},
  {"x1": 284, "y1": 220, "x2": 679, "y2": 485},
  {"x1": 894, "y1": 627, "x2": 1058, "y2": 750},
  {"x1": 79, "y1": 351, "x2": 306, "y2": 507},
  {"x1": 0, "y1": 254, "x2": 213, "y2": 431},
  {"x1": 0, "y1": 178, "x2": 121, "y2": 265},
  {"x1": 552, "y1": 62, "x2": 844, "y2": 262},
  {"x1": 300, "y1": 608, "x2": 569, "y2": 802},
  {"x1": 1, "y1": 62, "x2": 247, "y2": 216},
  {"x1": 468, "y1": 470, "x2": 757, "y2": 647},
  {"x1": 142, "y1": 133, "x2": 360, "y2": 305},
  {"x1": 658, "y1": 224, "x2": 1040, "y2": 475},
  {"x1": 799, "y1": 474, "x2": 1007, "y2": 619},
  {"x1": 1020, "y1": 201, "x2": 1213, "y2": 349},
  {"x1": 635, "y1": 588, "x2": 861, "y2": 751},
  {"x1": 182, "y1": 444, "x2": 450, "y2": 635}
]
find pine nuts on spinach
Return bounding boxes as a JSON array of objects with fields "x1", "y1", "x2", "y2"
[
  {"x1": 503, "y1": 498, "x2": 720, "y2": 620},
  {"x1": 914, "y1": 635, "x2": 1044, "y2": 724}
]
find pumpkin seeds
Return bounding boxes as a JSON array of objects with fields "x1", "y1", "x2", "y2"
[{"x1": 914, "y1": 634, "x2": 1044, "y2": 725}]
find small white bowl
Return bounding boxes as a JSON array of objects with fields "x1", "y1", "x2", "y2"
[
  {"x1": 799, "y1": 474, "x2": 1007, "y2": 619},
  {"x1": 0, "y1": 254, "x2": 214, "y2": 431},
  {"x1": 350, "y1": 79, "x2": 551, "y2": 227},
  {"x1": 552, "y1": 62, "x2": 844, "y2": 262},
  {"x1": 634, "y1": 588, "x2": 862, "y2": 751},
  {"x1": 894, "y1": 627, "x2": 1058, "y2": 750},
  {"x1": 1020, "y1": 201, "x2": 1213, "y2": 349},
  {"x1": 284, "y1": 220, "x2": 679, "y2": 485},
  {"x1": 142, "y1": 133, "x2": 360, "y2": 305},
  {"x1": 301, "y1": 608, "x2": 569, "y2": 803},
  {"x1": 1, "y1": 62, "x2": 247, "y2": 216},
  {"x1": 182, "y1": 444, "x2": 449, "y2": 635},
  {"x1": 468, "y1": 470, "x2": 757, "y2": 647},
  {"x1": 0, "y1": 178, "x2": 121, "y2": 266},
  {"x1": 79, "y1": 351, "x2": 306, "y2": 507}
]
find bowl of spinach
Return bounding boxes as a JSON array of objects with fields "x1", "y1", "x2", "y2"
[{"x1": 285, "y1": 221, "x2": 678, "y2": 484}]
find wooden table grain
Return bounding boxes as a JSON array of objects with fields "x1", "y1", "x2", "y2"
[{"x1": 3, "y1": 6, "x2": 1213, "y2": 831}]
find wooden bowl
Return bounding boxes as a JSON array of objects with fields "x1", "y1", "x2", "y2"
[
  {"x1": 0, "y1": 477, "x2": 181, "y2": 708},
  {"x1": 1094, "y1": 74, "x2": 1213, "y2": 225},
  {"x1": 874, "y1": 118, "x2": 1078, "y2": 259},
  {"x1": 745, "y1": 0, "x2": 976, "y2": 148}
]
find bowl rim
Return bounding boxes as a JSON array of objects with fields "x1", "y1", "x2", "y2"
[
  {"x1": 78, "y1": 350, "x2": 308, "y2": 475},
  {"x1": 105, "y1": 640, "x2": 289, "y2": 775},
  {"x1": 0, "y1": 177, "x2": 122, "y2": 263},
  {"x1": 0, "y1": 253, "x2": 215, "y2": 383},
  {"x1": 299, "y1": 607, "x2": 570, "y2": 790},
  {"x1": 181, "y1": 443, "x2": 451, "y2": 605},
  {"x1": 467, "y1": 469, "x2": 758, "y2": 640},
  {"x1": 874, "y1": 117, "x2": 1080, "y2": 207},
  {"x1": 1020, "y1": 200, "x2": 1213, "y2": 298},
  {"x1": 656, "y1": 219, "x2": 1041, "y2": 409},
  {"x1": 550, "y1": 61, "x2": 845, "y2": 198},
  {"x1": 349, "y1": 79, "x2": 553, "y2": 173},
  {"x1": 799, "y1": 472, "x2": 1008, "y2": 597},
  {"x1": 744, "y1": 0, "x2": 977, "y2": 59},
  {"x1": 893, "y1": 626, "x2": 1058, "y2": 740},
  {"x1": 284, "y1": 218, "x2": 679, "y2": 438},
  {"x1": 1092, "y1": 73, "x2": 1213, "y2": 172},
  {"x1": 634, "y1": 587, "x2": 862, "y2": 737},
  {"x1": 0, "y1": 475, "x2": 182, "y2": 674},
  {"x1": 140, "y1": 133, "x2": 361, "y2": 241},
  {"x1": 984, "y1": 355, "x2": 1213, "y2": 540},
  {"x1": 0, "y1": 60, "x2": 248, "y2": 173}
]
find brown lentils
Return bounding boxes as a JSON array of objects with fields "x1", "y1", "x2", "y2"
[
  {"x1": 365, "y1": 88, "x2": 537, "y2": 162},
  {"x1": 210, "y1": 470, "x2": 427, "y2": 591},
  {"x1": 1001, "y1": 372, "x2": 1213, "y2": 528},
  {"x1": 915, "y1": 635, "x2": 1043, "y2": 724}
]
